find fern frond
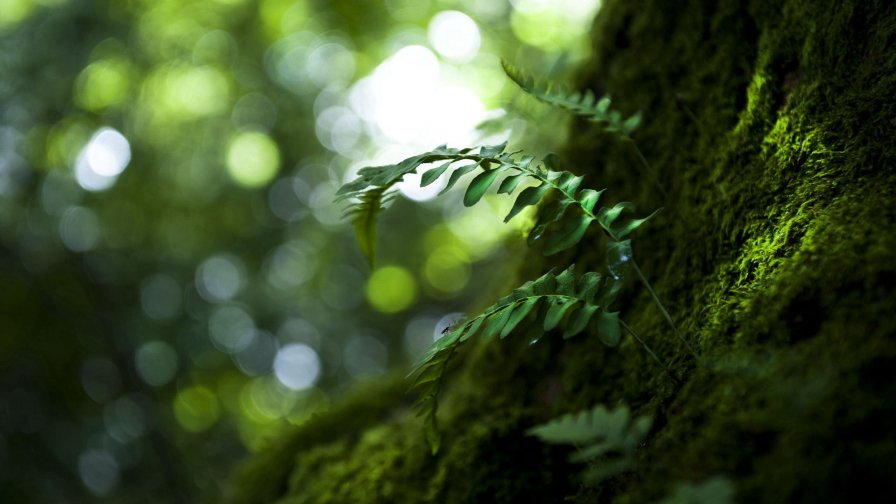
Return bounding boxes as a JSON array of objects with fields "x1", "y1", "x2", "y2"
[
  {"x1": 335, "y1": 144, "x2": 503, "y2": 266},
  {"x1": 527, "y1": 404, "x2": 652, "y2": 484},
  {"x1": 336, "y1": 142, "x2": 659, "y2": 266},
  {"x1": 409, "y1": 266, "x2": 624, "y2": 454},
  {"x1": 501, "y1": 59, "x2": 642, "y2": 137},
  {"x1": 501, "y1": 60, "x2": 671, "y2": 198}
]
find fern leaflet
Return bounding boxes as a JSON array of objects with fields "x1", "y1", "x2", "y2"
[
  {"x1": 340, "y1": 187, "x2": 396, "y2": 268},
  {"x1": 409, "y1": 266, "x2": 624, "y2": 454},
  {"x1": 528, "y1": 404, "x2": 652, "y2": 484}
]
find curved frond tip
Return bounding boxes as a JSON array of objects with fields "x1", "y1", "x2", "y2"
[{"x1": 501, "y1": 59, "x2": 643, "y2": 137}]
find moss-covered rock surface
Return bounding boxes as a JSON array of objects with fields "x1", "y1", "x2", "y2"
[{"x1": 230, "y1": 0, "x2": 896, "y2": 501}]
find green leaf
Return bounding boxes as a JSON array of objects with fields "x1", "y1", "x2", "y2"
[
  {"x1": 430, "y1": 328, "x2": 463, "y2": 353},
  {"x1": 479, "y1": 142, "x2": 507, "y2": 158},
  {"x1": 531, "y1": 270, "x2": 557, "y2": 295},
  {"x1": 420, "y1": 161, "x2": 453, "y2": 186},
  {"x1": 600, "y1": 278, "x2": 625, "y2": 306},
  {"x1": 463, "y1": 169, "x2": 501, "y2": 206},
  {"x1": 578, "y1": 188, "x2": 605, "y2": 213},
  {"x1": 527, "y1": 406, "x2": 610, "y2": 444},
  {"x1": 504, "y1": 183, "x2": 551, "y2": 222},
  {"x1": 557, "y1": 173, "x2": 584, "y2": 195},
  {"x1": 517, "y1": 154, "x2": 535, "y2": 170},
  {"x1": 425, "y1": 410, "x2": 441, "y2": 455},
  {"x1": 628, "y1": 416, "x2": 653, "y2": 446},
  {"x1": 555, "y1": 265, "x2": 576, "y2": 296},
  {"x1": 500, "y1": 297, "x2": 539, "y2": 338},
  {"x1": 571, "y1": 440, "x2": 620, "y2": 461},
  {"x1": 597, "y1": 311, "x2": 621, "y2": 346},
  {"x1": 577, "y1": 272, "x2": 603, "y2": 302},
  {"x1": 543, "y1": 214, "x2": 593, "y2": 255},
  {"x1": 497, "y1": 173, "x2": 527, "y2": 194},
  {"x1": 542, "y1": 153, "x2": 561, "y2": 172},
  {"x1": 597, "y1": 202, "x2": 637, "y2": 231},
  {"x1": 411, "y1": 361, "x2": 447, "y2": 387},
  {"x1": 621, "y1": 111, "x2": 642, "y2": 136},
  {"x1": 439, "y1": 163, "x2": 480, "y2": 195},
  {"x1": 612, "y1": 208, "x2": 661, "y2": 238},
  {"x1": 543, "y1": 298, "x2": 578, "y2": 331},
  {"x1": 481, "y1": 305, "x2": 514, "y2": 339},
  {"x1": 563, "y1": 304, "x2": 599, "y2": 339},
  {"x1": 528, "y1": 198, "x2": 572, "y2": 245},
  {"x1": 458, "y1": 315, "x2": 485, "y2": 342},
  {"x1": 349, "y1": 188, "x2": 388, "y2": 267}
]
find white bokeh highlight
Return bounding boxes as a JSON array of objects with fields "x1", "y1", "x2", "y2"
[
  {"x1": 273, "y1": 343, "x2": 321, "y2": 390},
  {"x1": 345, "y1": 45, "x2": 487, "y2": 201},
  {"x1": 75, "y1": 127, "x2": 131, "y2": 191},
  {"x1": 428, "y1": 11, "x2": 481, "y2": 62}
]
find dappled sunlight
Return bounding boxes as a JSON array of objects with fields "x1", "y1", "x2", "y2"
[
  {"x1": 510, "y1": 0, "x2": 603, "y2": 53},
  {"x1": 226, "y1": 131, "x2": 281, "y2": 188},
  {"x1": 365, "y1": 265, "x2": 417, "y2": 313},
  {"x1": 429, "y1": 10, "x2": 481, "y2": 62},
  {"x1": 74, "y1": 127, "x2": 131, "y2": 191},
  {"x1": 273, "y1": 343, "x2": 321, "y2": 390}
]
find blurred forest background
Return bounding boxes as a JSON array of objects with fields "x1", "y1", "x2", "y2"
[{"x1": 0, "y1": 0, "x2": 605, "y2": 501}]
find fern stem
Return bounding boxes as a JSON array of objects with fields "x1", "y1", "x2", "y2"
[
  {"x1": 619, "y1": 319, "x2": 679, "y2": 384},
  {"x1": 629, "y1": 141, "x2": 668, "y2": 198},
  {"x1": 629, "y1": 258, "x2": 698, "y2": 358}
]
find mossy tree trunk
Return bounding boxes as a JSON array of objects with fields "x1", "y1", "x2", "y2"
[{"x1": 230, "y1": 1, "x2": 896, "y2": 502}]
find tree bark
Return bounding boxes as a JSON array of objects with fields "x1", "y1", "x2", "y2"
[{"x1": 230, "y1": 0, "x2": 896, "y2": 502}]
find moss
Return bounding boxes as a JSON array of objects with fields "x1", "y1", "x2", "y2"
[
  {"x1": 230, "y1": 0, "x2": 896, "y2": 501},
  {"x1": 227, "y1": 374, "x2": 410, "y2": 504},
  {"x1": 271, "y1": 421, "x2": 428, "y2": 504}
]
